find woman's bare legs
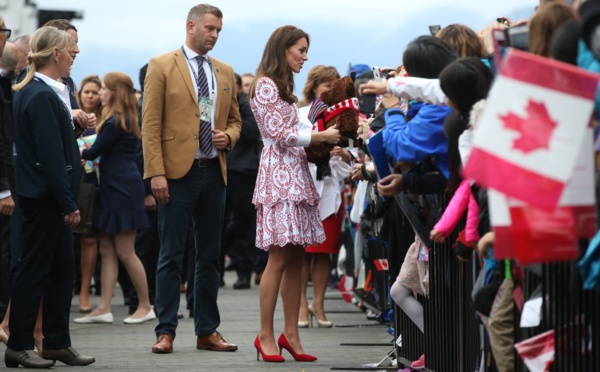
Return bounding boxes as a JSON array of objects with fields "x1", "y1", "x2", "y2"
[
  {"x1": 309, "y1": 253, "x2": 331, "y2": 321},
  {"x1": 280, "y1": 246, "x2": 308, "y2": 353},
  {"x1": 298, "y1": 253, "x2": 311, "y2": 324},
  {"x1": 258, "y1": 245, "x2": 291, "y2": 355},
  {"x1": 114, "y1": 230, "x2": 151, "y2": 318},
  {"x1": 86, "y1": 232, "x2": 118, "y2": 316},
  {"x1": 0, "y1": 301, "x2": 43, "y2": 350},
  {"x1": 84, "y1": 230, "x2": 150, "y2": 319},
  {"x1": 0, "y1": 301, "x2": 9, "y2": 337},
  {"x1": 79, "y1": 236, "x2": 97, "y2": 311},
  {"x1": 34, "y1": 301, "x2": 43, "y2": 352}
]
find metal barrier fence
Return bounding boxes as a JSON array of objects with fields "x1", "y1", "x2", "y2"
[
  {"x1": 390, "y1": 192, "x2": 482, "y2": 372},
  {"x1": 388, "y1": 194, "x2": 600, "y2": 371},
  {"x1": 541, "y1": 255, "x2": 600, "y2": 371},
  {"x1": 388, "y1": 204, "x2": 423, "y2": 366}
]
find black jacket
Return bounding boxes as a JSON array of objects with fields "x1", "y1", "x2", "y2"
[
  {"x1": 226, "y1": 92, "x2": 262, "y2": 174},
  {"x1": 12, "y1": 78, "x2": 81, "y2": 214},
  {"x1": 0, "y1": 75, "x2": 14, "y2": 193}
]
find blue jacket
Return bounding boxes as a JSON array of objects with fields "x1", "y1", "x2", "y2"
[
  {"x1": 382, "y1": 103, "x2": 452, "y2": 179},
  {"x1": 579, "y1": 229, "x2": 600, "y2": 292},
  {"x1": 578, "y1": 39, "x2": 600, "y2": 115}
]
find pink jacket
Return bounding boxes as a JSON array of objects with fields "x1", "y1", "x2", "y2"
[{"x1": 433, "y1": 179, "x2": 480, "y2": 242}]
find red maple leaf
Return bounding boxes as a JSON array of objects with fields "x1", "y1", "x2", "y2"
[{"x1": 499, "y1": 99, "x2": 558, "y2": 154}]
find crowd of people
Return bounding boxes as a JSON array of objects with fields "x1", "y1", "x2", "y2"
[{"x1": 0, "y1": 0, "x2": 599, "y2": 370}]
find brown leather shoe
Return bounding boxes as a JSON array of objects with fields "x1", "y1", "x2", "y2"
[
  {"x1": 196, "y1": 331, "x2": 238, "y2": 351},
  {"x1": 152, "y1": 334, "x2": 174, "y2": 354}
]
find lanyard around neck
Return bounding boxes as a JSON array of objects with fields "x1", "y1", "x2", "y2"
[{"x1": 181, "y1": 46, "x2": 215, "y2": 94}]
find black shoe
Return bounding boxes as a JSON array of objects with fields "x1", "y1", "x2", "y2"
[
  {"x1": 5, "y1": 348, "x2": 55, "y2": 368},
  {"x1": 233, "y1": 276, "x2": 251, "y2": 290},
  {"x1": 41, "y1": 347, "x2": 95, "y2": 366},
  {"x1": 219, "y1": 278, "x2": 225, "y2": 288}
]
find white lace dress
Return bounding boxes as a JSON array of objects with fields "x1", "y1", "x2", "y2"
[{"x1": 250, "y1": 77, "x2": 325, "y2": 250}]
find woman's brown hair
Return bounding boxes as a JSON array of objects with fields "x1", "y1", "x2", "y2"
[
  {"x1": 77, "y1": 74, "x2": 103, "y2": 122},
  {"x1": 98, "y1": 72, "x2": 140, "y2": 139},
  {"x1": 250, "y1": 25, "x2": 309, "y2": 104},
  {"x1": 301, "y1": 65, "x2": 339, "y2": 106},
  {"x1": 529, "y1": 2, "x2": 577, "y2": 57},
  {"x1": 436, "y1": 24, "x2": 485, "y2": 58}
]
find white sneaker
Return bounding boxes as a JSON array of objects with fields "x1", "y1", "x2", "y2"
[
  {"x1": 73, "y1": 312, "x2": 113, "y2": 324},
  {"x1": 123, "y1": 309, "x2": 156, "y2": 324}
]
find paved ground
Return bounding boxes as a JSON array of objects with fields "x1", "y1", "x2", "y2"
[{"x1": 1, "y1": 271, "x2": 398, "y2": 371}]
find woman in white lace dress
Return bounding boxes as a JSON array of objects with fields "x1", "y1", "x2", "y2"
[{"x1": 249, "y1": 25, "x2": 340, "y2": 363}]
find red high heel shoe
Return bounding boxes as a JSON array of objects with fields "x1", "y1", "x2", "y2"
[
  {"x1": 277, "y1": 333, "x2": 317, "y2": 362},
  {"x1": 254, "y1": 335, "x2": 285, "y2": 363}
]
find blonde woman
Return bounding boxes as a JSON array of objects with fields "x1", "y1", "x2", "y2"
[
  {"x1": 7, "y1": 25, "x2": 95, "y2": 368},
  {"x1": 74, "y1": 72, "x2": 153, "y2": 324}
]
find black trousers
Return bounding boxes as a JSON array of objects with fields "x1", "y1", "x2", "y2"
[
  {"x1": 0, "y1": 211, "x2": 10, "y2": 321},
  {"x1": 223, "y1": 171, "x2": 267, "y2": 278},
  {"x1": 8, "y1": 197, "x2": 74, "y2": 351}
]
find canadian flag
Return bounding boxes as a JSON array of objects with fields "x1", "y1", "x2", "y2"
[
  {"x1": 464, "y1": 49, "x2": 600, "y2": 210},
  {"x1": 514, "y1": 330, "x2": 555, "y2": 372},
  {"x1": 489, "y1": 131, "x2": 596, "y2": 263},
  {"x1": 373, "y1": 259, "x2": 389, "y2": 271}
]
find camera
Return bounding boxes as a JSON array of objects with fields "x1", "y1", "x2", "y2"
[
  {"x1": 359, "y1": 67, "x2": 388, "y2": 116},
  {"x1": 491, "y1": 24, "x2": 530, "y2": 71},
  {"x1": 359, "y1": 95, "x2": 376, "y2": 116},
  {"x1": 505, "y1": 24, "x2": 529, "y2": 51},
  {"x1": 372, "y1": 66, "x2": 390, "y2": 81},
  {"x1": 429, "y1": 25, "x2": 441, "y2": 36}
]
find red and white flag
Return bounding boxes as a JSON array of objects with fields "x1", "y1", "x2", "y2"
[
  {"x1": 373, "y1": 259, "x2": 389, "y2": 271},
  {"x1": 464, "y1": 49, "x2": 600, "y2": 210},
  {"x1": 489, "y1": 132, "x2": 596, "y2": 263},
  {"x1": 514, "y1": 330, "x2": 555, "y2": 372}
]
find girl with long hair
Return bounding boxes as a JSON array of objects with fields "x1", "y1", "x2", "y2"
[{"x1": 74, "y1": 72, "x2": 153, "y2": 325}]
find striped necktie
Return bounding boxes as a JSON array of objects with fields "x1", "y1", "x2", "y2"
[{"x1": 195, "y1": 55, "x2": 213, "y2": 156}]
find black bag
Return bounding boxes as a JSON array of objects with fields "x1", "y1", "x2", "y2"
[{"x1": 73, "y1": 181, "x2": 97, "y2": 235}]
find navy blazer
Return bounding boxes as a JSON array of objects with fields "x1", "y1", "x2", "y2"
[
  {"x1": 12, "y1": 78, "x2": 81, "y2": 214},
  {"x1": 0, "y1": 75, "x2": 14, "y2": 193}
]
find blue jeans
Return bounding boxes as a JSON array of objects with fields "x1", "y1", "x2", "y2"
[{"x1": 154, "y1": 163, "x2": 225, "y2": 338}]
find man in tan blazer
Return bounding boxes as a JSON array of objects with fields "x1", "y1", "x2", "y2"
[{"x1": 142, "y1": 3, "x2": 242, "y2": 354}]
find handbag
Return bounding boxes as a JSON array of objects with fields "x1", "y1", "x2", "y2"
[{"x1": 73, "y1": 181, "x2": 97, "y2": 235}]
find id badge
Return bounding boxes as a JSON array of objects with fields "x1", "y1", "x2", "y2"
[{"x1": 199, "y1": 97, "x2": 214, "y2": 122}]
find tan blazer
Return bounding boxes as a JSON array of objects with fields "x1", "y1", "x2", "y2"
[{"x1": 142, "y1": 48, "x2": 242, "y2": 184}]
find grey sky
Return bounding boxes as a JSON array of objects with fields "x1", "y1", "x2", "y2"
[{"x1": 34, "y1": 0, "x2": 538, "y2": 92}]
